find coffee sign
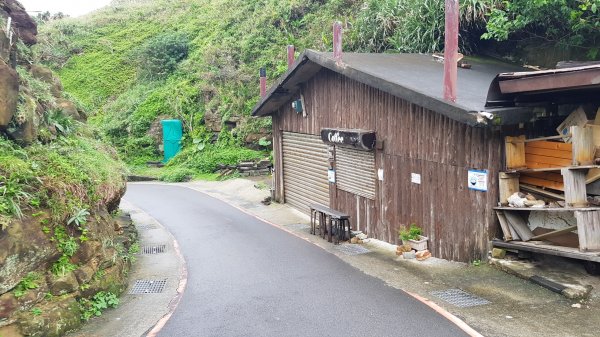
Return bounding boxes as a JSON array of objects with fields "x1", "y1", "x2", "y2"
[{"x1": 320, "y1": 128, "x2": 376, "y2": 151}]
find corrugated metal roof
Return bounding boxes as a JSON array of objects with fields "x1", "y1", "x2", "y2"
[{"x1": 252, "y1": 50, "x2": 532, "y2": 126}]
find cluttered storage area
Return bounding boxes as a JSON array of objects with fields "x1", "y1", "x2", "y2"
[{"x1": 488, "y1": 65, "x2": 600, "y2": 273}]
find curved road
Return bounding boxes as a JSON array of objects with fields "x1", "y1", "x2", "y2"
[{"x1": 125, "y1": 184, "x2": 468, "y2": 337}]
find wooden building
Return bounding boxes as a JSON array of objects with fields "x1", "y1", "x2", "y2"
[{"x1": 252, "y1": 50, "x2": 531, "y2": 262}]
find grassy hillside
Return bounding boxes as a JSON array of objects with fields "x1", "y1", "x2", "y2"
[
  {"x1": 35, "y1": 0, "x2": 599, "y2": 179},
  {"x1": 36, "y1": 0, "x2": 361, "y2": 178}
]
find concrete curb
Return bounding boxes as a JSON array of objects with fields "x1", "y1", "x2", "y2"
[{"x1": 490, "y1": 258, "x2": 592, "y2": 299}]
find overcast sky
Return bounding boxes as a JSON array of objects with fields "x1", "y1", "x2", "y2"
[{"x1": 18, "y1": 0, "x2": 112, "y2": 17}]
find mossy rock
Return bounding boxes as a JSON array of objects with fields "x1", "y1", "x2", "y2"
[{"x1": 16, "y1": 294, "x2": 81, "y2": 337}]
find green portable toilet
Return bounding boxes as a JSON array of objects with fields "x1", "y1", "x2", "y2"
[{"x1": 161, "y1": 119, "x2": 183, "y2": 162}]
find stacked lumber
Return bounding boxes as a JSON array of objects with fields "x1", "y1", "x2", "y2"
[
  {"x1": 217, "y1": 159, "x2": 272, "y2": 177},
  {"x1": 495, "y1": 107, "x2": 600, "y2": 249}
]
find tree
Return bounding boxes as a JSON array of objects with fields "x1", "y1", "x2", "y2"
[{"x1": 483, "y1": 0, "x2": 600, "y2": 59}]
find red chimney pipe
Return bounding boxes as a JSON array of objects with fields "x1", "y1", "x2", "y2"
[
  {"x1": 443, "y1": 0, "x2": 459, "y2": 103},
  {"x1": 260, "y1": 68, "x2": 267, "y2": 98},
  {"x1": 287, "y1": 45, "x2": 295, "y2": 69},
  {"x1": 333, "y1": 21, "x2": 343, "y2": 64}
]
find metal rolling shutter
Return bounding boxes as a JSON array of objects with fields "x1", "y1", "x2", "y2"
[
  {"x1": 335, "y1": 147, "x2": 376, "y2": 199},
  {"x1": 282, "y1": 132, "x2": 330, "y2": 213}
]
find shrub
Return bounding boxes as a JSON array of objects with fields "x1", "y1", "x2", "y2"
[
  {"x1": 79, "y1": 291, "x2": 119, "y2": 321},
  {"x1": 483, "y1": 0, "x2": 600, "y2": 59},
  {"x1": 167, "y1": 144, "x2": 263, "y2": 174},
  {"x1": 398, "y1": 224, "x2": 422, "y2": 241},
  {"x1": 159, "y1": 167, "x2": 195, "y2": 182},
  {"x1": 134, "y1": 31, "x2": 190, "y2": 81}
]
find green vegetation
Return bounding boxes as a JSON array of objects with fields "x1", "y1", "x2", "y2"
[
  {"x1": 35, "y1": 0, "x2": 361, "y2": 171},
  {"x1": 13, "y1": 272, "x2": 40, "y2": 298},
  {"x1": 483, "y1": 0, "x2": 600, "y2": 59},
  {"x1": 78, "y1": 291, "x2": 119, "y2": 321},
  {"x1": 399, "y1": 224, "x2": 423, "y2": 242},
  {"x1": 0, "y1": 134, "x2": 126, "y2": 224}
]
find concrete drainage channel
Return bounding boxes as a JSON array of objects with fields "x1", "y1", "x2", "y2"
[{"x1": 68, "y1": 200, "x2": 186, "y2": 337}]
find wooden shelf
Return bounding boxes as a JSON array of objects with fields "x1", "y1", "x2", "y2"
[
  {"x1": 493, "y1": 240, "x2": 600, "y2": 263},
  {"x1": 504, "y1": 165, "x2": 600, "y2": 173},
  {"x1": 494, "y1": 206, "x2": 600, "y2": 212}
]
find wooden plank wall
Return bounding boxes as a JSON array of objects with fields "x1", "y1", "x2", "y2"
[{"x1": 272, "y1": 69, "x2": 503, "y2": 262}]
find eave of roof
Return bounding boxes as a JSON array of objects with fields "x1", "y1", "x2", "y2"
[
  {"x1": 486, "y1": 65, "x2": 600, "y2": 108},
  {"x1": 252, "y1": 50, "x2": 533, "y2": 126}
]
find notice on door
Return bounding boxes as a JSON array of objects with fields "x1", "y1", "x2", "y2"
[{"x1": 468, "y1": 169, "x2": 488, "y2": 192}]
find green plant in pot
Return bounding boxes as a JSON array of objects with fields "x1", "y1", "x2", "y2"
[{"x1": 398, "y1": 224, "x2": 429, "y2": 251}]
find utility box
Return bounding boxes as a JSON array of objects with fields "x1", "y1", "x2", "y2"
[{"x1": 161, "y1": 119, "x2": 182, "y2": 162}]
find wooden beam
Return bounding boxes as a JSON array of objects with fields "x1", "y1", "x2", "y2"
[
  {"x1": 504, "y1": 211, "x2": 534, "y2": 241},
  {"x1": 505, "y1": 135, "x2": 526, "y2": 169},
  {"x1": 561, "y1": 168, "x2": 589, "y2": 207},
  {"x1": 530, "y1": 226, "x2": 577, "y2": 241},
  {"x1": 575, "y1": 211, "x2": 600, "y2": 252},
  {"x1": 520, "y1": 184, "x2": 565, "y2": 200},
  {"x1": 499, "y1": 172, "x2": 519, "y2": 206},
  {"x1": 523, "y1": 135, "x2": 570, "y2": 143},
  {"x1": 571, "y1": 126, "x2": 595, "y2": 166},
  {"x1": 495, "y1": 210, "x2": 513, "y2": 241},
  {"x1": 519, "y1": 175, "x2": 564, "y2": 191},
  {"x1": 493, "y1": 240, "x2": 600, "y2": 263},
  {"x1": 498, "y1": 67, "x2": 600, "y2": 94}
]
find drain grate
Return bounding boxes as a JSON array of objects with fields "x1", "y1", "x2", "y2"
[
  {"x1": 141, "y1": 244, "x2": 166, "y2": 254},
  {"x1": 135, "y1": 224, "x2": 157, "y2": 230},
  {"x1": 335, "y1": 244, "x2": 371, "y2": 256},
  {"x1": 430, "y1": 289, "x2": 491, "y2": 308},
  {"x1": 129, "y1": 279, "x2": 167, "y2": 294}
]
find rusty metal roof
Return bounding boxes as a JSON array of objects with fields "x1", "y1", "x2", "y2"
[
  {"x1": 486, "y1": 65, "x2": 600, "y2": 108},
  {"x1": 251, "y1": 50, "x2": 532, "y2": 126}
]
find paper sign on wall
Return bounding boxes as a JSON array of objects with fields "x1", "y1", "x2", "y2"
[
  {"x1": 411, "y1": 173, "x2": 421, "y2": 185},
  {"x1": 378, "y1": 169, "x2": 384, "y2": 181},
  {"x1": 468, "y1": 169, "x2": 488, "y2": 192}
]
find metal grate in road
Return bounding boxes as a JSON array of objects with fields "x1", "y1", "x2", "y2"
[
  {"x1": 141, "y1": 244, "x2": 167, "y2": 254},
  {"x1": 335, "y1": 244, "x2": 371, "y2": 256},
  {"x1": 129, "y1": 279, "x2": 167, "y2": 294},
  {"x1": 430, "y1": 289, "x2": 491, "y2": 308}
]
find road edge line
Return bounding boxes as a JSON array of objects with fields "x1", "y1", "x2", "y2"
[{"x1": 405, "y1": 291, "x2": 484, "y2": 337}]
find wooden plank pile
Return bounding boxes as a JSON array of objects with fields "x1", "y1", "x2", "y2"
[
  {"x1": 217, "y1": 160, "x2": 272, "y2": 177},
  {"x1": 495, "y1": 107, "x2": 600, "y2": 253}
]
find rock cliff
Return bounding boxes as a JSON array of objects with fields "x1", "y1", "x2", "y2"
[{"x1": 0, "y1": 2, "x2": 133, "y2": 336}]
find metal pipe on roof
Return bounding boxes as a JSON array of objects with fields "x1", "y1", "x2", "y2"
[
  {"x1": 443, "y1": 0, "x2": 459, "y2": 103},
  {"x1": 260, "y1": 68, "x2": 267, "y2": 98},
  {"x1": 333, "y1": 21, "x2": 342, "y2": 65},
  {"x1": 287, "y1": 45, "x2": 295, "y2": 69}
]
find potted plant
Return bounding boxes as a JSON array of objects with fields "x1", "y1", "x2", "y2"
[{"x1": 398, "y1": 224, "x2": 428, "y2": 251}]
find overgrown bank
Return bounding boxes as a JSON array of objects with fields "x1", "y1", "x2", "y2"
[{"x1": 1, "y1": 1, "x2": 136, "y2": 336}]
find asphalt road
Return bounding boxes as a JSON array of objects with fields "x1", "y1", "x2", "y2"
[{"x1": 125, "y1": 184, "x2": 468, "y2": 337}]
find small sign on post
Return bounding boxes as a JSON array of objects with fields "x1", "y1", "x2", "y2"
[
  {"x1": 468, "y1": 169, "x2": 488, "y2": 192},
  {"x1": 328, "y1": 169, "x2": 336, "y2": 183}
]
